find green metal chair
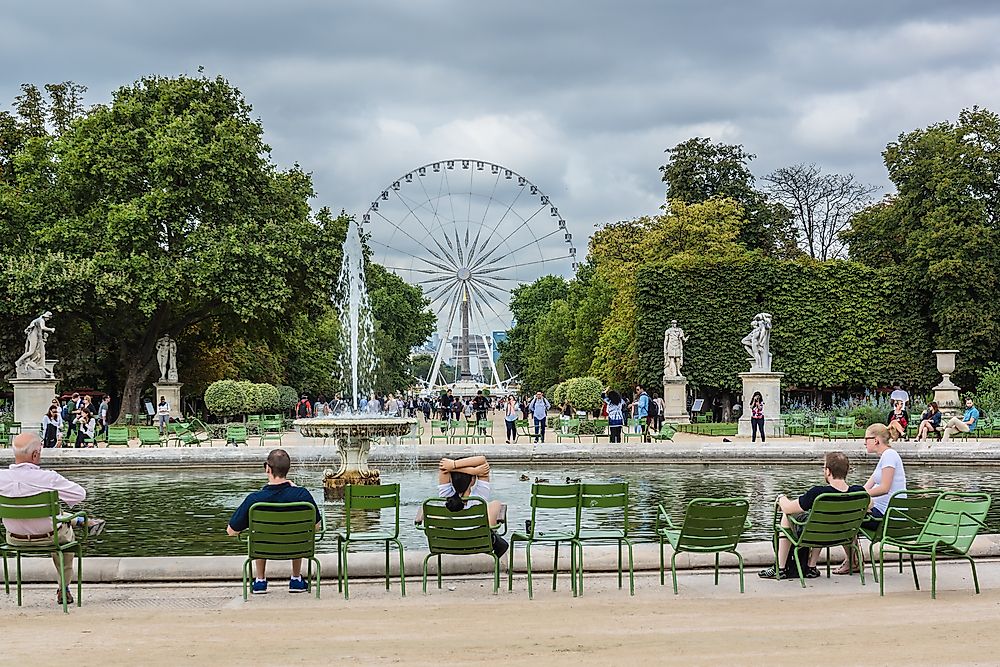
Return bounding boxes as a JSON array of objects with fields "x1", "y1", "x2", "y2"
[
  {"x1": 906, "y1": 413, "x2": 923, "y2": 439},
  {"x1": 241, "y1": 501, "x2": 323, "y2": 600},
  {"x1": 652, "y1": 423, "x2": 677, "y2": 441},
  {"x1": 860, "y1": 489, "x2": 941, "y2": 584},
  {"x1": 622, "y1": 418, "x2": 646, "y2": 443},
  {"x1": 401, "y1": 421, "x2": 424, "y2": 445},
  {"x1": 475, "y1": 419, "x2": 494, "y2": 444},
  {"x1": 259, "y1": 417, "x2": 284, "y2": 447},
  {"x1": 657, "y1": 497, "x2": 751, "y2": 594},
  {"x1": 590, "y1": 418, "x2": 609, "y2": 443},
  {"x1": 508, "y1": 483, "x2": 581, "y2": 599},
  {"x1": 246, "y1": 414, "x2": 262, "y2": 430},
  {"x1": 807, "y1": 416, "x2": 831, "y2": 441},
  {"x1": 771, "y1": 491, "x2": 870, "y2": 588},
  {"x1": 515, "y1": 419, "x2": 533, "y2": 441},
  {"x1": 556, "y1": 418, "x2": 581, "y2": 444},
  {"x1": 419, "y1": 497, "x2": 499, "y2": 594},
  {"x1": 429, "y1": 420, "x2": 451, "y2": 445},
  {"x1": 783, "y1": 414, "x2": 806, "y2": 437},
  {"x1": 226, "y1": 424, "x2": 249, "y2": 447},
  {"x1": 335, "y1": 484, "x2": 405, "y2": 600},
  {"x1": 166, "y1": 424, "x2": 207, "y2": 447},
  {"x1": 828, "y1": 416, "x2": 855, "y2": 440},
  {"x1": 0, "y1": 491, "x2": 87, "y2": 613},
  {"x1": 136, "y1": 426, "x2": 164, "y2": 447},
  {"x1": 878, "y1": 492, "x2": 991, "y2": 598},
  {"x1": 575, "y1": 482, "x2": 634, "y2": 596},
  {"x1": 0, "y1": 424, "x2": 10, "y2": 448}
]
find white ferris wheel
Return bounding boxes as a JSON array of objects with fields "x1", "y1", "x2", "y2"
[{"x1": 362, "y1": 159, "x2": 577, "y2": 388}]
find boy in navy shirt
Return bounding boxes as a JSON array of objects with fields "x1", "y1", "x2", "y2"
[{"x1": 227, "y1": 449, "x2": 321, "y2": 594}]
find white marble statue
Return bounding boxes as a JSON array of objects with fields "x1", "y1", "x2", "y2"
[
  {"x1": 662, "y1": 319, "x2": 688, "y2": 380},
  {"x1": 156, "y1": 335, "x2": 179, "y2": 383},
  {"x1": 741, "y1": 312, "x2": 773, "y2": 373},
  {"x1": 15, "y1": 311, "x2": 55, "y2": 379}
]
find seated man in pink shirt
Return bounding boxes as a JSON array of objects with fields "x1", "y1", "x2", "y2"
[{"x1": 0, "y1": 433, "x2": 102, "y2": 605}]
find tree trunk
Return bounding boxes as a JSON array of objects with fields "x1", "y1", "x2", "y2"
[{"x1": 117, "y1": 358, "x2": 158, "y2": 424}]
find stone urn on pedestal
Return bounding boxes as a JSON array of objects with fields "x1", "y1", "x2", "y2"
[
  {"x1": 931, "y1": 349, "x2": 962, "y2": 417},
  {"x1": 295, "y1": 417, "x2": 416, "y2": 501}
]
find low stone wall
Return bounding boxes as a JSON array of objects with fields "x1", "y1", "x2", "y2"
[{"x1": 9, "y1": 535, "x2": 1000, "y2": 583}]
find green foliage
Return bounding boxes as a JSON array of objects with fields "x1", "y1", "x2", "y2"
[
  {"x1": 974, "y1": 362, "x2": 1000, "y2": 417},
  {"x1": 635, "y1": 255, "x2": 937, "y2": 392},
  {"x1": 235, "y1": 380, "x2": 258, "y2": 413},
  {"x1": 552, "y1": 382, "x2": 568, "y2": 406},
  {"x1": 563, "y1": 376, "x2": 603, "y2": 413},
  {"x1": 256, "y1": 383, "x2": 280, "y2": 412},
  {"x1": 204, "y1": 380, "x2": 244, "y2": 416},
  {"x1": 276, "y1": 385, "x2": 298, "y2": 412},
  {"x1": 522, "y1": 299, "x2": 573, "y2": 392},
  {"x1": 660, "y1": 137, "x2": 797, "y2": 256},
  {"x1": 499, "y1": 275, "x2": 568, "y2": 379},
  {"x1": 844, "y1": 107, "x2": 1000, "y2": 387},
  {"x1": 365, "y1": 263, "x2": 435, "y2": 394}
]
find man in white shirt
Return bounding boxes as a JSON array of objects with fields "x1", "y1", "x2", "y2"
[{"x1": 0, "y1": 433, "x2": 86, "y2": 604}]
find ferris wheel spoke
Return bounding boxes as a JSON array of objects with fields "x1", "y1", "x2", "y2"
[
  {"x1": 470, "y1": 278, "x2": 512, "y2": 310},
  {"x1": 390, "y1": 189, "x2": 460, "y2": 266},
  {"x1": 469, "y1": 275, "x2": 510, "y2": 296},
  {"x1": 394, "y1": 189, "x2": 462, "y2": 266},
  {"x1": 468, "y1": 180, "x2": 529, "y2": 269},
  {"x1": 453, "y1": 228, "x2": 465, "y2": 265},
  {"x1": 480, "y1": 253, "x2": 570, "y2": 275},
  {"x1": 466, "y1": 170, "x2": 503, "y2": 267},
  {"x1": 476, "y1": 228, "x2": 564, "y2": 272},
  {"x1": 383, "y1": 265, "x2": 439, "y2": 275},
  {"x1": 469, "y1": 202, "x2": 547, "y2": 271},
  {"x1": 467, "y1": 281, "x2": 510, "y2": 329},
  {"x1": 369, "y1": 235, "x2": 455, "y2": 275},
  {"x1": 430, "y1": 280, "x2": 462, "y2": 315},
  {"x1": 442, "y1": 167, "x2": 459, "y2": 236},
  {"x1": 418, "y1": 273, "x2": 458, "y2": 286},
  {"x1": 372, "y1": 210, "x2": 458, "y2": 272}
]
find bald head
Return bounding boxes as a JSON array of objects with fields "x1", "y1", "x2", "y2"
[{"x1": 12, "y1": 433, "x2": 42, "y2": 462}]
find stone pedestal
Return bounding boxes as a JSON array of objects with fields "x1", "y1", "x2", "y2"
[
  {"x1": 737, "y1": 372, "x2": 784, "y2": 437},
  {"x1": 12, "y1": 377, "x2": 59, "y2": 435},
  {"x1": 662, "y1": 376, "x2": 691, "y2": 424},
  {"x1": 931, "y1": 349, "x2": 962, "y2": 418},
  {"x1": 153, "y1": 382, "x2": 183, "y2": 419}
]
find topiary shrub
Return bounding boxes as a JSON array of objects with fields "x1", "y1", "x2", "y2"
[
  {"x1": 564, "y1": 376, "x2": 603, "y2": 413},
  {"x1": 277, "y1": 385, "x2": 298, "y2": 413},
  {"x1": 256, "y1": 383, "x2": 281, "y2": 412},
  {"x1": 235, "y1": 380, "x2": 258, "y2": 414},
  {"x1": 204, "y1": 380, "x2": 245, "y2": 417},
  {"x1": 553, "y1": 382, "x2": 568, "y2": 406}
]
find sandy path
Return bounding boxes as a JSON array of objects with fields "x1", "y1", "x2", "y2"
[{"x1": 3, "y1": 565, "x2": 998, "y2": 666}]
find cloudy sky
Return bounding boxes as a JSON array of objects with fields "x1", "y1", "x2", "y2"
[{"x1": 4, "y1": 1, "x2": 1000, "y2": 334}]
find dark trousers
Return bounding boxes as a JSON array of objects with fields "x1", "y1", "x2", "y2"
[
  {"x1": 533, "y1": 417, "x2": 546, "y2": 442},
  {"x1": 751, "y1": 417, "x2": 765, "y2": 442},
  {"x1": 505, "y1": 419, "x2": 517, "y2": 442},
  {"x1": 609, "y1": 424, "x2": 622, "y2": 443}
]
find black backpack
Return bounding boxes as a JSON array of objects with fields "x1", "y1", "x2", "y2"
[{"x1": 648, "y1": 399, "x2": 659, "y2": 419}]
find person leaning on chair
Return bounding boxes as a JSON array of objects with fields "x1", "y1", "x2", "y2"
[
  {"x1": 0, "y1": 433, "x2": 106, "y2": 605},
  {"x1": 227, "y1": 448, "x2": 321, "y2": 595},
  {"x1": 758, "y1": 451, "x2": 871, "y2": 580}
]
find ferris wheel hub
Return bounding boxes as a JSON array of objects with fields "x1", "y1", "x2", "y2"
[{"x1": 456, "y1": 267, "x2": 472, "y2": 281}]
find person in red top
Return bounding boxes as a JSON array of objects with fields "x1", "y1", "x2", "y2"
[
  {"x1": 295, "y1": 395, "x2": 313, "y2": 419},
  {"x1": 886, "y1": 400, "x2": 907, "y2": 441}
]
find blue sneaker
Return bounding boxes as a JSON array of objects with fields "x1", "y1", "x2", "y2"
[
  {"x1": 288, "y1": 577, "x2": 308, "y2": 593},
  {"x1": 251, "y1": 579, "x2": 268, "y2": 594}
]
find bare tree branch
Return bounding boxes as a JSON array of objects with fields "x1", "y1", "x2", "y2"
[{"x1": 763, "y1": 164, "x2": 879, "y2": 260}]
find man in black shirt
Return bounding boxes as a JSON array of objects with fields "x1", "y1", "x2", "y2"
[{"x1": 759, "y1": 451, "x2": 870, "y2": 580}]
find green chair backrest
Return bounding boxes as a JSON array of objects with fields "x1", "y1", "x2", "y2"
[
  {"x1": 626, "y1": 418, "x2": 644, "y2": 430},
  {"x1": 247, "y1": 415, "x2": 262, "y2": 425},
  {"x1": 247, "y1": 502, "x2": 318, "y2": 561},
  {"x1": 107, "y1": 425, "x2": 130, "y2": 444},
  {"x1": 0, "y1": 491, "x2": 60, "y2": 533},
  {"x1": 796, "y1": 491, "x2": 870, "y2": 547},
  {"x1": 811, "y1": 417, "x2": 831, "y2": 428},
  {"x1": 580, "y1": 482, "x2": 629, "y2": 535},
  {"x1": 878, "y1": 489, "x2": 941, "y2": 542},
  {"x1": 592, "y1": 418, "x2": 608, "y2": 434},
  {"x1": 421, "y1": 497, "x2": 494, "y2": 556},
  {"x1": 343, "y1": 484, "x2": 400, "y2": 538},
  {"x1": 834, "y1": 416, "x2": 854, "y2": 428},
  {"x1": 260, "y1": 418, "x2": 282, "y2": 432},
  {"x1": 476, "y1": 419, "x2": 490, "y2": 429},
  {"x1": 909, "y1": 413, "x2": 923, "y2": 424},
  {"x1": 528, "y1": 483, "x2": 580, "y2": 537},
  {"x1": 263, "y1": 414, "x2": 282, "y2": 422},
  {"x1": 916, "y1": 492, "x2": 992, "y2": 554},
  {"x1": 137, "y1": 426, "x2": 161, "y2": 443},
  {"x1": 564, "y1": 419, "x2": 581, "y2": 433},
  {"x1": 431, "y1": 420, "x2": 449, "y2": 430},
  {"x1": 676, "y1": 497, "x2": 749, "y2": 552},
  {"x1": 227, "y1": 424, "x2": 248, "y2": 440}
]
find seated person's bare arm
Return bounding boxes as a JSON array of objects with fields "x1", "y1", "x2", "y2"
[{"x1": 438, "y1": 456, "x2": 490, "y2": 482}]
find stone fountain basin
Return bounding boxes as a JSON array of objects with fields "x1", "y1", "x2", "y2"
[{"x1": 293, "y1": 417, "x2": 416, "y2": 440}]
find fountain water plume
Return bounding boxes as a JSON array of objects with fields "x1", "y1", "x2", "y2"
[{"x1": 336, "y1": 216, "x2": 378, "y2": 410}]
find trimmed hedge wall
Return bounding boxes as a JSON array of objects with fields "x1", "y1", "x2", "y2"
[{"x1": 635, "y1": 256, "x2": 937, "y2": 391}]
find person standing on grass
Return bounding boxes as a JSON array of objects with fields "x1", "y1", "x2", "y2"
[{"x1": 227, "y1": 449, "x2": 321, "y2": 594}]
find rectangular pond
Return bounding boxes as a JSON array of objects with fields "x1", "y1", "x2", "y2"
[{"x1": 61, "y1": 464, "x2": 1000, "y2": 557}]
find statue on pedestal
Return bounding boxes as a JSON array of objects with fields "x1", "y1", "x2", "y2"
[
  {"x1": 15, "y1": 312, "x2": 55, "y2": 379},
  {"x1": 662, "y1": 319, "x2": 688, "y2": 380},
  {"x1": 156, "y1": 335, "x2": 179, "y2": 383},
  {"x1": 741, "y1": 313, "x2": 773, "y2": 373}
]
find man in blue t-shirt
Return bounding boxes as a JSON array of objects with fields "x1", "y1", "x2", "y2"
[
  {"x1": 227, "y1": 449, "x2": 321, "y2": 594},
  {"x1": 942, "y1": 397, "x2": 980, "y2": 441}
]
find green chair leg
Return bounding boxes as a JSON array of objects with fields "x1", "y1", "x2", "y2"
[
  {"x1": 16, "y1": 553, "x2": 22, "y2": 607},
  {"x1": 792, "y1": 549, "x2": 806, "y2": 588},
  {"x1": 343, "y1": 546, "x2": 350, "y2": 600},
  {"x1": 313, "y1": 557, "x2": 321, "y2": 599},
  {"x1": 734, "y1": 550, "x2": 745, "y2": 594},
  {"x1": 552, "y1": 541, "x2": 559, "y2": 591},
  {"x1": 967, "y1": 555, "x2": 980, "y2": 594},
  {"x1": 76, "y1": 548, "x2": 82, "y2": 607},
  {"x1": 625, "y1": 540, "x2": 635, "y2": 596},
  {"x1": 854, "y1": 544, "x2": 866, "y2": 586},
  {"x1": 394, "y1": 539, "x2": 407, "y2": 597},
  {"x1": 437, "y1": 554, "x2": 442, "y2": 589},
  {"x1": 3, "y1": 552, "x2": 8, "y2": 595},
  {"x1": 658, "y1": 538, "x2": 665, "y2": 586},
  {"x1": 422, "y1": 554, "x2": 432, "y2": 594},
  {"x1": 930, "y1": 549, "x2": 937, "y2": 599},
  {"x1": 492, "y1": 555, "x2": 500, "y2": 594},
  {"x1": 507, "y1": 537, "x2": 517, "y2": 591},
  {"x1": 670, "y1": 551, "x2": 679, "y2": 595},
  {"x1": 525, "y1": 543, "x2": 534, "y2": 600},
  {"x1": 384, "y1": 541, "x2": 390, "y2": 591},
  {"x1": 714, "y1": 552, "x2": 720, "y2": 586}
]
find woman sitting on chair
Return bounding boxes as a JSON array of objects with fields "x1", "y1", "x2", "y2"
[
  {"x1": 438, "y1": 456, "x2": 506, "y2": 556},
  {"x1": 915, "y1": 402, "x2": 942, "y2": 442}
]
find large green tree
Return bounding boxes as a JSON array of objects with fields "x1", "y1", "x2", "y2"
[
  {"x1": 0, "y1": 75, "x2": 342, "y2": 415},
  {"x1": 497, "y1": 275, "x2": 568, "y2": 379},
  {"x1": 660, "y1": 137, "x2": 797, "y2": 256},
  {"x1": 843, "y1": 107, "x2": 1000, "y2": 386}
]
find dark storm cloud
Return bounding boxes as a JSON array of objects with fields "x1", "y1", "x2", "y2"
[{"x1": 3, "y1": 0, "x2": 1000, "y2": 258}]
